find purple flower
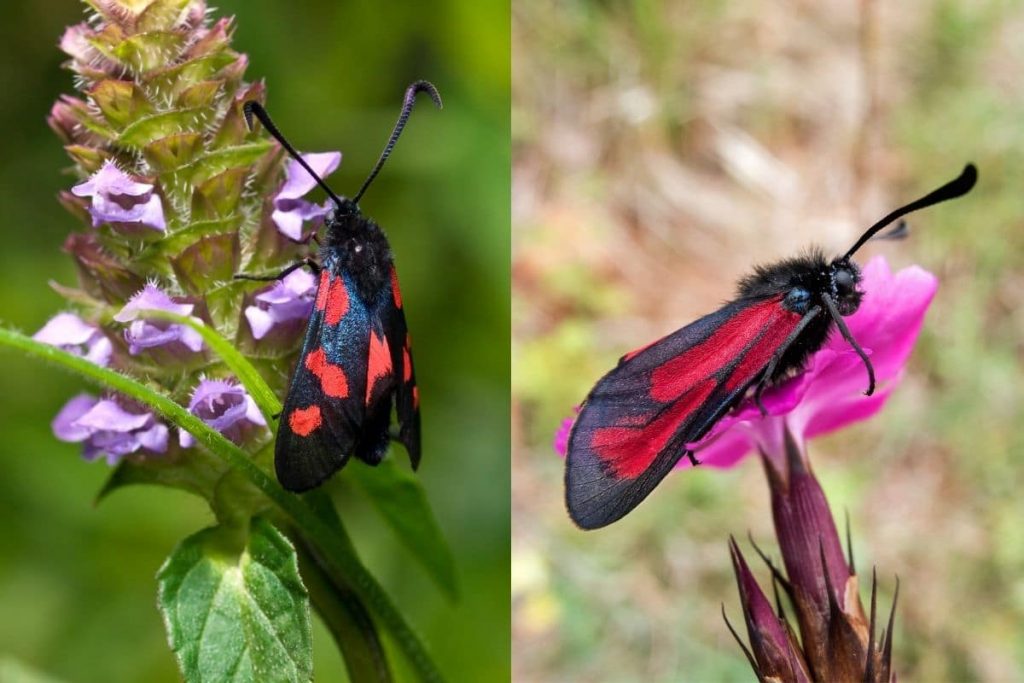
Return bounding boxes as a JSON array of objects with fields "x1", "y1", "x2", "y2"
[
  {"x1": 179, "y1": 378, "x2": 267, "y2": 448},
  {"x1": 52, "y1": 394, "x2": 168, "y2": 465},
  {"x1": 33, "y1": 312, "x2": 112, "y2": 366},
  {"x1": 71, "y1": 160, "x2": 166, "y2": 231},
  {"x1": 114, "y1": 283, "x2": 205, "y2": 356},
  {"x1": 690, "y1": 256, "x2": 937, "y2": 468},
  {"x1": 272, "y1": 151, "x2": 340, "y2": 240},
  {"x1": 244, "y1": 268, "x2": 317, "y2": 340}
]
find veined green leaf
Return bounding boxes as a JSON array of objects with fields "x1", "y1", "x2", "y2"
[
  {"x1": 157, "y1": 519, "x2": 313, "y2": 683},
  {"x1": 348, "y1": 459, "x2": 459, "y2": 601}
]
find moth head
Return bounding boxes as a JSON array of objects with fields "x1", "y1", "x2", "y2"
[{"x1": 829, "y1": 259, "x2": 863, "y2": 316}]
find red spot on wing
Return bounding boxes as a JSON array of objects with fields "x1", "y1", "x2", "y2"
[
  {"x1": 591, "y1": 379, "x2": 717, "y2": 478},
  {"x1": 289, "y1": 405, "x2": 322, "y2": 436},
  {"x1": 365, "y1": 332, "x2": 393, "y2": 404},
  {"x1": 324, "y1": 276, "x2": 350, "y2": 326},
  {"x1": 391, "y1": 267, "x2": 403, "y2": 309},
  {"x1": 649, "y1": 300, "x2": 794, "y2": 402},
  {"x1": 305, "y1": 347, "x2": 349, "y2": 398},
  {"x1": 412, "y1": 385, "x2": 419, "y2": 409},
  {"x1": 314, "y1": 270, "x2": 330, "y2": 311},
  {"x1": 403, "y1": 345, "x2": 412, "y2": 382}
]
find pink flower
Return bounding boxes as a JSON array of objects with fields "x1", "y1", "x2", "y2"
[{"x1": 690, "y1": 256, "x2": 936, "y2": 468}]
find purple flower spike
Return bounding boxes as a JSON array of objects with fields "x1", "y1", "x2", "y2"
[
  {"x1": 272, "y1": 151, "x2": 341, "y2": 240},
  {"x1": 53, "y1": 394, "x2": 168, "y2": 465},
  {"x1": 33, "y1": 312, "x2": 112, "y2": 366},
  {"x1": 114, "y1": 283, "x2": 204, "y2": 356},
  {"x1": 691, "y1": 256, "x2": 937, "y2": 468},
  {"x1": 244, "y1": 268, "x2": 317, "y2": 340},
  {"x1": 179, "y1": 378, "x2": 267, "y2": 448},
  {"x1": 71, "y1": 160, "x2": 166, "y2": 232}
]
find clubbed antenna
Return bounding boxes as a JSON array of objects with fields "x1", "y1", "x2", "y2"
[
  {"x1": 353, "y1": 80, "x2": 443, "y2": 204},
  {"x1": 843, "y1": 164, "x2": 977, "y2": 259},
  {"x1": 243, "y1": 101, "x2": 346, "y2": 211}
]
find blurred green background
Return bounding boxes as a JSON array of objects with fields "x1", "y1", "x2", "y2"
[
  {"x1": 514, "y1": 1, "x2": 1024, "y2": 681},
  {"x1": 0, "y1": 1, "x2": 508, "y2": 681}
]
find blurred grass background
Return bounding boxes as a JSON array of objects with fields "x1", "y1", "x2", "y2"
[
  {"x1": 513, "y1": 0, "x2": 1024, "y2": 681},
  {"x1": 0, "y1": 1, "x2": 509, "y2": 681}
]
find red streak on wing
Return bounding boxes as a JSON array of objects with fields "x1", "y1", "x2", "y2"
[
  {"x1": 289, "y1": 405, "x2": 322, "y2": 436},
  {"x1": 305, "y1": 347, "x2": 349, "y2": 398},
  {"x1": 723, "y1": 309, "x2": 801, "y2": 390},
  {"x1": 365, "y1": 331, "x2": 393, "y2": 404},
  {"x1": 412, "y1": 385, "x2": 419, "y2": 409},
  {"x1": 649, "y1": 300, "x2": 789, "y2": 402},
  {"x1": 591, "y1": 379, "x2": 717, "y2": 478},
  {"x1": 314, "y1": 270, "x2": 330, "y2": 311},
  {"x1": 391, "y1": 267, "x2": 403, "y2": 309},
  {"x1": 324, "y1": 277, "x2": 350, "y2": 326},
  {"x1": 403, "y1": 345, "x2": 412, "y2": 382}
]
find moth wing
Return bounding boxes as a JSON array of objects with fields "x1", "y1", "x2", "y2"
[
  {"x1": 275, "y1": 270, "x2": 370, "y2": 492},
  {"x1": 381, "y1": 267, "x2": 421, "y2": 469},
  {"x1": 566, "y1": 297, "x2": 801, "y2": 529}
]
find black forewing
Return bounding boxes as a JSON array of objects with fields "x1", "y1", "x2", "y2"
[
  {"x1": 275, "y1": 270, "x2": 370, "y2": 492},
  {"x1": 382, "y1": 270, "x2": 421, "y2": 469},
  {"x1": 566, "y1": 297, "x2": 800, "y2": 529}
]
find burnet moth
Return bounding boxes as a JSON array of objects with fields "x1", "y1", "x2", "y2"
[
  {"x1": 565, "y1": 164, "x2": 977, "y2": 529},
  {"x1": 238, "y1": 81, "x2": 441, "y2": 492}
]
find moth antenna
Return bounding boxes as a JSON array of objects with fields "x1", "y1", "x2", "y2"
[
  {"x1": 822, "y1": 292, "x2": 875, "y2": 395},
  {"x1": 353, "y1": 80, "x2": 443, "y2": 204},
  {"x1": 843, "y1": 163, "x2": 977, "y2": 259},
  {"x1": 243, "y1": 101, "x2": 346, "y2": 211}
]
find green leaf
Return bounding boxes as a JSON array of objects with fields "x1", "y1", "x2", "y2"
[
  {"x1": 0, "y1": 656, "x2": 69, "y2": 683},
  {"x1": 186, "y1": 141, "x2": 275, "y2": 186},
  {"x1": 347, "y1": 460, "x2": 459, "y2": 601},
  {"x1": 294, "y1": 536, "x2": 393, "y2": 683},
  {"x1": 89, "y1": 79, "x2": 154, "y2": 129},
  {"x1": 157, "y1": 519, "x2": 313, "y2": 683},
  {"x1": 113, "y1": 32, "x2": 188, "y2": 73},
  {"x1": 96, "y1": 445, "x2": 226, "y2": 505},
  {"x1": 119, "y1": 108, "x2": 207, "y2": 148}
]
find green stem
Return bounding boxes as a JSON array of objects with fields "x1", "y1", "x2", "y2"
[
  {"x1": 293, "y1": 533, "x2": 392, "y2": 683},
  {"x1": 0, "y1": 328, "x2": 443, "y2": 683}
]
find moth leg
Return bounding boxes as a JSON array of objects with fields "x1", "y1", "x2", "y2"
[
  {"x1": 684, "y1": 450, "x2": 701, "y2": 467},
  {"x1": 234, "y1": 257, "x2": 321, "y2": 282},
  {"x1": 753, "y1": 304, "x2": 824, "y2": 416},
  {"x1": 822, "y1": 293, "x2": 875, "y2": 395}
]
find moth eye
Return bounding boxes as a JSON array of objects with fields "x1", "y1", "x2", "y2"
[
  {"x1": 834, "y1": 268, "x2": 855, "y2": 292},
  {"x1": 784, "y1": 287, "x2": 811, "y2": 313}
]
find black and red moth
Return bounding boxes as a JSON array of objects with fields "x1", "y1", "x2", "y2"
[
  {"x1": 240, "y1": 81, "x2": 441, "y2": 492},
  {"x1": 565, "y1": 164, "x2": 977, "y2": 529}
]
